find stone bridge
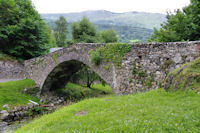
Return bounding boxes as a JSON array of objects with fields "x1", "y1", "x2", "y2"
[{"x1": 0, "y1": 41, "x2": 200, "y2": 96}]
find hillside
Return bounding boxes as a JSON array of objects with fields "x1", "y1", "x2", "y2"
[
  {"x1": 41, "y1": 10, "x2": 166, "y2": 29},
  {"x1": 96, "y1": 24, "x2": 153, "y2": 43},
  {"x1": 16, "y1": 89, "x2": 200, "y2": 132},
  {"x1": 42, "y1": 10, "x2": 166, "y2": 42}
]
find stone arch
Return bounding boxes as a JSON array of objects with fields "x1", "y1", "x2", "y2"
[
  {"x1": 41, "y1": 59, "x2": 113, "y2": 95},
  {"x1": 24, "y1": 44, "x2": 118, "y2": 96}
]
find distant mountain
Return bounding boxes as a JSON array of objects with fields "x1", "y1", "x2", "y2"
[{"x1": 41, "y1": 10, "x2": 166, "y2": 42}]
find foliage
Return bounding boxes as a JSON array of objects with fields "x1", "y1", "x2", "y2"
[
  {"x1": 88, "y1": 50, "x2": 101, "y2": 65},
  {"x1": 0, "y1": 0, "x2": 50, "y2": 60},
  {"x1": 27, "y1": 105, "x2": 47, "y2": 117},
  {"x1": 55, "y1": 83, "x2": 112, "y2": 101},
  {"x1": 17, "y1": 89, "x2": 200, "y2": 132},
  {"x1": 54, "y1": 16, "x2": 68, "y2": 47},
  {"x1": 149, "y1": 0, "x2": 200, "y2": 42},
  {"x1": 51, "y1": 53, "x2": 60, "y2": 64},
  {"x1": 24, "y1": 87, "x2": 40, "y2": 97},
  {"x1": 165, "y1": 57, "x2": 200, "y2": 92},
  {"x1": 89, "y1": 43, "x2": 131, "y2": 66},
  {"x1": 0, "y1": 79, "x2": 39, "y2": 110},
  {"x1": 45, "y1": 19, "x2": 154, "y2": 43},
  {"x1": 71, "y1": 65, "x2": 105, "y2": 88},
  {"x1": 99, "y1": 28, "x2": 119, "y2": 43},
  {"x1": 97, "y1": 24, "x2": 153, "y2": 43},
  {"x1": 160, "y1": 59, "x2": 174, "y2": 70},
  {"x1": 72, "y1": 16, "x2": 97, "y2": 43},
  {"x1": 0, "y1": 53, "x2": 16, "y2": 62}
]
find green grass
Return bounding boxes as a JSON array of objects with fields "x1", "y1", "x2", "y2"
[
  {"x1": 0, "y1": 79, "x2": 39, "y2": 110},
  {"x1": 16, "y1": 89, "x2": 200, "y2": 133},
  {"x1": 90, "y1": 84, "x2": 113, "y2": 95},
  {"x1": 166, "y1": 57, "x2": 200, "y2": 92},
  {"x1": 57, "y1": 83, "x2": 113, "y2": 100}
]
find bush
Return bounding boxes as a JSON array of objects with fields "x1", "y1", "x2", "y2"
[
  {"x1": 88, "y1": 50, "x2": 101, "y2": 65},
  {"x1": 24, "y1": 87, "x2": 40, "y2": 97}
]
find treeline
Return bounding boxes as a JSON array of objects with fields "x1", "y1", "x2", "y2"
[
  {"x1": 96, "y1": 24, "x2": 153, "y2": 43},
  {"x1": 48, "y1": 16, "x2": 119, "y2": 48},
  {"x1": 45, "y1": 19, "x2": 153, "y2": 43}
]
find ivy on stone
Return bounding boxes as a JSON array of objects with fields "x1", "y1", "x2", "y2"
[{"x1": 89, "y1": 43, "x2": 131, "y2": 66}]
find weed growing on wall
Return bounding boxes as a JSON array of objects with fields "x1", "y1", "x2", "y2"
[
  {"x1": 51, "y1": 53, "x2": 60, "y2": 64},
  {"x1": 89, "y1": 43, "x2": 131, "y2": 66}
]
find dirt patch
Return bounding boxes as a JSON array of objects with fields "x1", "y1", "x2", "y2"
[{"x1": 75, "y1": 110, "x2": 88, "y2": 116}]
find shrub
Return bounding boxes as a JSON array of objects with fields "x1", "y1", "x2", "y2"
[{"x1": 88, "y1": 50, "x2": 101, "y2": 65}]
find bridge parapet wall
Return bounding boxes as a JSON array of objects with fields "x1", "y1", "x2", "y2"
[{"x1": 118, "y1": 41, "x2": 200, "y2": 93}]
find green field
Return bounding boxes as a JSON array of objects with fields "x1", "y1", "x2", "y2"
[
  {"x1": 0, "y1": 79, "x2": 39, "y2": 110},
  {"x1": 16, "y1": 89, "x2": 200, "y2": 133}
]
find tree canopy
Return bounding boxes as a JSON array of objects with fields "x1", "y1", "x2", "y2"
[
  {"x1": 0, "y1": 0, "x2": 50, "y2": 60},
  {"x1": 99, "y1": 28, "x2": 119, "y2": 43},
  {"x1": 72, "y1": 16, "x2": 97, "y2": 43},
  {"x1": 54, "y1": 16, "x2": 68, "y2": 47},
  {"x1": 149, "y1": 0, "x2": 200, "y2": 42}
]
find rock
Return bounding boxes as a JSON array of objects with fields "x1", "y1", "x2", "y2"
[
  {"x1": 75, "y1": 110, "x2": 88, "y2": 116},
  {"x1": 27, "y1": 103, "x2": 34, "y2": 109},
  {"x1": 0, "y1": 121, "x2": 8, "y2": 132},
  {"x1": 175, "y1": 65, "x2": 181, "y2": 69},
  {"x1": 2, "y1": 104, "x2": 9, "y2": 109},
  {"x1": 172, "y1": 53, "x2": 182, "y2": 64},
  {"x1": 40, "y1": 99, "x2": 44, "y2": 103},
  {"x1": 185, "y1": 56, "x2": 194, "y2": 62},
  {"x1": 29, "y1": 100, "x2": 39, "y2": 105},
  {"x1": 136, "y1": 84, "x2": 142, "y2": 88},
  {"x1": 0, "y1": 110, "x2": 9, "y2": 120},
  {"x1": 156, "y1": 71, "x2": 161, "y2": 75},
  {"x1": 24, "y1": 88, "x2": 27, "y2": 92}
]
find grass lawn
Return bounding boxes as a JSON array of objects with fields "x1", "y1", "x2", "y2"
[
  {"x1": 16, "y1": 89, "x2": 200, "y2": 133},
  {"x1": 0, "y1": 79, "x2": 39, "y2": 110}
]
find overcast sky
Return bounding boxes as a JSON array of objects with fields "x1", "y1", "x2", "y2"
[{"x1": 31, "y1": 0, "x2": 190, "y2": 14}]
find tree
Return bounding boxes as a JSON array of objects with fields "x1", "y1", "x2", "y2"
[
  {"x1": 183, "y1": 0, "x2": 200, "y2": 41},
  {"x1": 54, "y1": 16, "x2": 68, "y2": 47},
  {"x1": 72, "y1": 16, "x2": 97, "y2": 43},
  {"x1": 0, "y1": 0, "x2": 50, "y2": 60},
  {"x1": 71, "y1": 64, "x2": 105, "y2": 88},
  {"x1": 149, "y1": 0, "x2": 200, "y2": 42},
  {"x1": 99, "y1": 28, "x2": 119, "y2": 43}
]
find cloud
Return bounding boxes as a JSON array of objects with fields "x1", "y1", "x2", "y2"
[{"x1": 32, "y1": 0, "x2": 190, "y2": 14}]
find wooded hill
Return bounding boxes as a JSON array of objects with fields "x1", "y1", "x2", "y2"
[{"x1": 41, "y1": 10, "x2": 166, "y2": 42}]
